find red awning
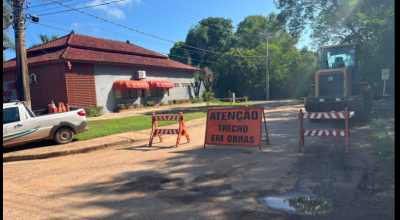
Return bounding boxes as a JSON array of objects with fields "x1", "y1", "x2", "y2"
[
  {"x1": 147, "y1": 80, "x2": 174, "y2": 89},
  {"x1": 113, "y1": 80, "x2": 149, "y2": 90}
]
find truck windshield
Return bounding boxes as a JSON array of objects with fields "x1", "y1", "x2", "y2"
[{"x1": 321, "y1": 46, "x2": 356, "y2": 69}]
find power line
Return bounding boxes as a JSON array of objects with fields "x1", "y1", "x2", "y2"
[
  {"x1": 25, "y1": 27, "x2": 50, "y2": 55},
  {"x1": 156, "y1": 0, "x2": 204, "y2": 18},
  {"x1": 40, "y1": 16, "x2": 176, "y2": 47},
  {"x1": 29, "y1": 21, "x2": 266, "y2": 69},
  {"x1": 143, "y1": 0, "x2": 199, "y2": 22},
  {"x1": 25, "y1": 0, "x2": 74, "y2": 9},
  {"x1": 37, "y1": 0, "x2": 128, "y2": 16},
  {"x1": 26, "y1": 0, "x2": 96, "y2": 14},
  {"x1": 35, "y1": 22, "x2": 70, "y2": 32},
  {"x1": 48, "y1": 0, "x2": 268, "y2": 58},
  {"x1": 39, "y1": 17, "x2": 258, "y2": 61}
]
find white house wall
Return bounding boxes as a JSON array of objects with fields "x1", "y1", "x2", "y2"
[{"x1": 93, "y1": 64, "x2": 204, "y2": 112}]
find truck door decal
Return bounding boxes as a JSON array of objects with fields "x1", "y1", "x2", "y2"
[{"x1": 3, "y1": 125, "x2": 41, "y2": 143}]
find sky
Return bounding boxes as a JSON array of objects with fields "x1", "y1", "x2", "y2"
[{"x1": 4, "y1": 0, "x2": 311, "y2": 61}]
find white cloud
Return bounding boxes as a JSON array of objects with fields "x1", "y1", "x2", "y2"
[{"x1": 82, "y1": 0, "x2": 141, "y2": 20}]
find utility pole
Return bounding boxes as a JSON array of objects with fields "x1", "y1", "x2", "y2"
[
  {"x1": 265, "y1": 29, "x2": 270, "y2": 100},
  {"x1": 13, "y1": 0, "x2": 31, "y2": 108}
]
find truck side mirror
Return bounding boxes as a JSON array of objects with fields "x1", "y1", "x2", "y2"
[{"x1": 356, "y1": 69, "x2": 365, "y2": 82}]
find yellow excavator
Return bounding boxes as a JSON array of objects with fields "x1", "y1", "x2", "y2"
[{"x1": 304, "y1": 43, "x2": 373, "y2": 122}]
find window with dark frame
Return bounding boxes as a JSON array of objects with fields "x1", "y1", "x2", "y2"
[
  {"x1": 174, "y1": 83, "x2": 179, "y2": 88},
  {"x1": 181, "y1": 83, "x2": 188, "y2": 88},
  {"x1": 3, "y1": 107, "x2": 20, "y2": 124},
  {"x1": 121, "y1": 89, "x2": 138, "y2": 99},
  {"x1": 151, "y1": 88, "x2": 164, "y2": 97}
]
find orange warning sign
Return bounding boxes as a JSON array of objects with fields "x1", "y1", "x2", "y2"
[{"x1": 204, "y1": 107, "x2": 263, "y2": 147}]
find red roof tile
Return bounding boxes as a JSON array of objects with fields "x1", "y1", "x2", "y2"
[
  {"x1": 26, "y1": 35, "x2": 69, "y2": 53},
  {"x1": 5, "y1": 33, "x2": 199, "y2": 71},
  {"x1": 68, "y1": 34, "x2": 167, "y2": 58},
  {"x1": 27, "y1": 33, "x2": 167, "y2": 58},
  {"x1": 3, "y1": 48, "x2": 66, "y2": 69},
  {"x1": 3, "y1": 47, "x2": 199, "y2": 71},
  {"x1": 61, "y1": 47, "x2": 199, "y2": 71}
]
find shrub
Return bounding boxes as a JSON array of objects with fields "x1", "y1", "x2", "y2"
[
  {"x1": 84, "y1": 106, "x2": 104, "y2": 117},
  {"x1": 202, "y1": 91, "x2": 215, "y2": 101},
  {"x1": 168, "y1": 100, "x2": 172, "y2": 105},
  {"x1": 132, "y1": 103, "x2": 139, "y2": 109},
  {"x1": 146, "y1": 101, "x2": 155, "y2": 107},
  {"x1": 124, "y1": 103, "x2": 131, "y2": 109},
  {"x1": 173, "y1": 100, "x2": 177, "y2": 104},
  {"x1": 159, "y1": 101, "x2": 166, "y2": 106},
  {"x1": 183, "y1": 99, "x2": 187, "y2": 103},
  {"x1": 117, "y1": 104, "x2": 126, "y2": 110},
  {"x1": 192, "y1": 96, "x2": 203, "y2": 103}
]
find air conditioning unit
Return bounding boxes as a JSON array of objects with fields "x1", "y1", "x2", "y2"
[{"x1": 136, "y1": 70, "x2": 146, "y2": 79}]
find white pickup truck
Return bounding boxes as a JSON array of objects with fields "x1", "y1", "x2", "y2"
[{"x1": 3, "y1": 101, "x2": 89, "y2": 148}]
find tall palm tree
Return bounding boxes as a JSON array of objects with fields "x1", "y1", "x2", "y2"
[
  {"x1": 185, "y1": 24, "x2": 209, "y2": 70},
  {"x1": 3, "y1": 33, "x2": 14, "y2": 62},
  {"x1": 30, "y1": 33, "x2": 58, "y2": 48},
  {"x1": 3, "y1": 0, "x2": 12, "y2": 31}
]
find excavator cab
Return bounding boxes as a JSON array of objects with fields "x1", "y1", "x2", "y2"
[{"x1": 306, "y1": 43, "x2": 372, "y2": 121}]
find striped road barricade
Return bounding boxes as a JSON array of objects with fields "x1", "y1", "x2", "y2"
[
  {"x1": 298, "y1": 107, "x2": 354, "y2": 154},
  {"x1": 149, "y1": 112, "x2": 190, "y2": 148}
]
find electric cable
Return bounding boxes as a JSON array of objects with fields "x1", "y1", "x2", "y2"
[
  {"x1": 48, "y1": 0, "x2": 268, "y2": 58},
  {"x1": 37, "y1": 0, "x2": 128, "y2": 16}
]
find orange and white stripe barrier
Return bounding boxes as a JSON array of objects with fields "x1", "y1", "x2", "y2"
[
  {"x1": 149, "y1": 112, "x2": 190, "y2": 148},
  {"x1": 298, "y1": 108, "x2": 353, "y2": 154}
]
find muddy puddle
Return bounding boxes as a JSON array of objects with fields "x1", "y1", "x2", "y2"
[{"x1": 259, "y1": 194, "x2": 332, "y2": 215}]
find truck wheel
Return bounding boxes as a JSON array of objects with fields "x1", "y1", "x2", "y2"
[{"x1": 54, "y1": 127, "x2": 74, "y2": 144}]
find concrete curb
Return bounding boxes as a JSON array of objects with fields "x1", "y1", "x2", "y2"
[
  {"x1": 114, "y1": 103, "x2": 193, "y2": 113},
  {"x1": 3, "y1": 138, "x2": 145, "y2": 163}
]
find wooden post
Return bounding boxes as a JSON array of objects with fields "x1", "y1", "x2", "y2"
[
  {"x1": 13, "y1": 0, "x2": 31, "y2": 108},
  {"x1": 299, "y1": 109, "x2": 303, "y2": 152},
  {"x1": 149, "y1": 113, "x2": 156, "y2": 147}
]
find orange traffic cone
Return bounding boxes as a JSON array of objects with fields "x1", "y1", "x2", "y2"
[
  {"x1": 50, "y1": 100, "x2": 58, "y2": 113},
  {"x1": 66, "y1": 103, "x2": 70, "y2": 111}
]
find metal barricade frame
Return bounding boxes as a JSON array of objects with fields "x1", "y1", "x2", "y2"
[{"x1": 298, "y1": 107, "x2": 353, "y2": 154}]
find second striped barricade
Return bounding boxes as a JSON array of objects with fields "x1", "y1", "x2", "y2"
[
  {"x1": 149, "y1": 112, "x2": 190, "y2": 148},
  {"x1": 298, "y1": 107, "x2": 353, "y2": 154}
]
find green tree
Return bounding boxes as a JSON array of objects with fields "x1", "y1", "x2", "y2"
[
  {"x1": 168, "y1": 41, "x2": 192, "y2": 65},
  {"x1": 3, "y1": 0, "x2": 12, "y2": 31},
  {"x1": 3, "y1": 33, "x2": 14, "y2": 62},
  {"x1": 185, "y1": 24, "x2": 209, "y2": 70},
  {"x1": 30, "y1": 33, "x2": 59, "y2": 48},
  {"x1": 275, "y1": 0, "x2": 394, "y2": 95}
]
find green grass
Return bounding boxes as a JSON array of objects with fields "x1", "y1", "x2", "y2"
[
  {"x1": 208, "y1": 100, "x2": 256, "y2": 106},
  {"x1": 369, "y1": 100, "x2": 394, "y2": 181},
  {"x1": 74, "y1": 112, "x2": 207, "y2": 141}
]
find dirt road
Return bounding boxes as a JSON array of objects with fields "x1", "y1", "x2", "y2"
[{"x1": 3, "y1": 103, "x2": 394, "y2": 220}]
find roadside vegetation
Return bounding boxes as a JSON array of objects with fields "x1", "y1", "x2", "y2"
[
  {"x1": 74, "y1": 112, "x2": 207, "y2": 141},
  {"x1": 369, "y1": 99, "x2": 394, "y2": 181}
]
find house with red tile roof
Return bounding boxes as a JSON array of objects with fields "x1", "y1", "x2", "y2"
[{"x1": 3, "y1": 31, "x2": 202, "y2": 111}]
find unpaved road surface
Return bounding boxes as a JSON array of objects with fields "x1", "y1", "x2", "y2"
[{"x1": 3, "y1": 103, "x2": 394, "y2": 220}]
